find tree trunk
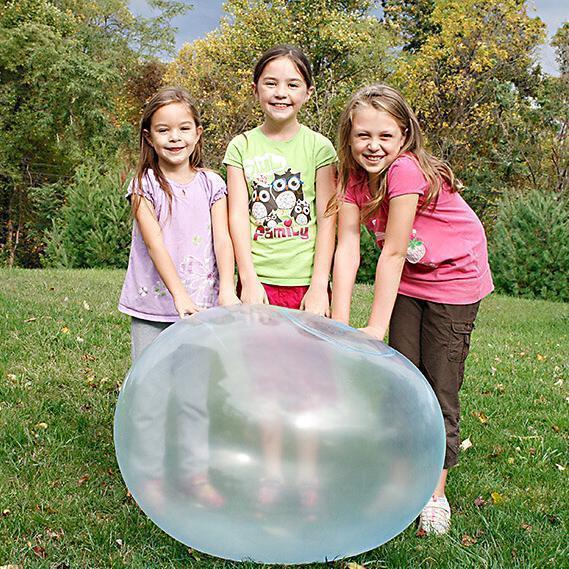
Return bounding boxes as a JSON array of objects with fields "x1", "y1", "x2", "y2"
[{"x1": 5, "y1": 185, "x2": 22, "y2": 268}]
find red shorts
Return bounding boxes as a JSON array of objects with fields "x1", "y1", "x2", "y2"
[
  {"x1": 236, "y1": 281, "x2": 309, "y2": 309},
  {"x1": 261, "y1": 283, "x2": 309, "y2": 309}
]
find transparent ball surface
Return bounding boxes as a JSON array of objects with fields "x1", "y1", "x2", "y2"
[{"x1": 114, "y1": 305, "x2": 445, "y2": 564}]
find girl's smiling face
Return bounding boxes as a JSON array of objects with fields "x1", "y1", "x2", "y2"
[
  {"x1": 145, "y1": 102, "x2": 202, "y2": 173},
  {"x1": 350, "y1": 105, "x2": 406, "y2": 174},
  {"x1": 253, "y1": 56, "x2": 313, "y2": 126}
]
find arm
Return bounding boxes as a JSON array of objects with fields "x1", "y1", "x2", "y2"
[
  {"x1": 226, "y1": 165, "x2": 268, "y2": 304},
  {"x1": 300, "y1": 164, "x2": 337, "y2": 316},
  {"x1": 211, "y1": 196, "x2": 240, "y2": 306},
  {"x1": 360, "y1": 193, "x2": 418, "y2": 341},
  {"x1": 331, "y1": 202, "x2": 361, "y2": 325},
  {"x1": 135, "y1": 196, "x2": 201, "y2": 318}
]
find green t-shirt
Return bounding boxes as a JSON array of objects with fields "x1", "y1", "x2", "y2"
[{"x1": 223, "y1": 125, "x2": 337, "y2": 285}]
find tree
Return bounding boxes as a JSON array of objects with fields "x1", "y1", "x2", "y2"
[
  {"x1": 164, "y1": 0, "x2": 393, "y2": 167},
  {"x1": 547, "y1": 23, "x2": 569, "y2": 194},
  {"x1": 382, "y1": 0, "x2": 440, "y2": 52},
  {"x1": 0, "y1": 0, "x2": 188, "y2": 267},
  {"x1": 386, "y1": 0, "x2": 545, "y2": 218},
  {"x1": 552, "y1": 21, "x2": 569, "y2": 78}
]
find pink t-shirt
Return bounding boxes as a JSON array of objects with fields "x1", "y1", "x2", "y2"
[{"x1": 344, "y1": 154, "x2": 493, "y2": 304}]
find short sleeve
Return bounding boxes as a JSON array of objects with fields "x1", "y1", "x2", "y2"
[
  {"x1": 203, "y1": 170, "x2": 227, "y2": 207},
  {"x1": 342, "y1": 171, "x2": 369, "y2": 209},
  {"x1": 126, "y1": 172, "x2": 157, "y2": 207},
  {"x1": 386, "y1": 155, "x2": 429, "y2": 199},
  {"x1": 314, "y1": 133, "x2": 337, "y2": 170},
  {"x1": 223, "y1": 134, "x2": 246, "y2": 169}
]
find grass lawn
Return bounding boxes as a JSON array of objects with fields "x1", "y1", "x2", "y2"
[{"x1": 0, "y1": 268, "x2": 567, "y2": 568}]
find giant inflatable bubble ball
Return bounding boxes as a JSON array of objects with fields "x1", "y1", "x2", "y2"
[{"x1": 114, "y1": 304, "x2": 445, "y2": 564}]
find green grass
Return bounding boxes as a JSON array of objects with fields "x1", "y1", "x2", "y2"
[{"x1": 0, "y1": 269, "x2": 567, "y2": 568}]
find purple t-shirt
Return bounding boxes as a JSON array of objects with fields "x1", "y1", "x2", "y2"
[
  {"x1": 344, "y1": 154, "x2": 493, "y2": 304},
  {"x1": 118, "y1": 169, "x2": 227, "y2": 322}
]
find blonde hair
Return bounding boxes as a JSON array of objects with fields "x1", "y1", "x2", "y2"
[
  {"x1": 132, "y1": 86, "x2": 204, "y2": 217},
  {"x1": 329, "y1": 84, "x2": 462, "y2": 221}
]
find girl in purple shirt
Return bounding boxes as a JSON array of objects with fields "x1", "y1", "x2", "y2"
[
  {"x1": 330, "y1": 84, "x2": 493, "y2": 535},
  {"x1": 118, "y1": 87, "x2": 239, "y2": 510},
  {"x1": 119, "y1": 87, "x2": 238, "y2": 330}
]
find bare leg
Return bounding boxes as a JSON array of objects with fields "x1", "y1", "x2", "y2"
[
  {"x1": 257, "y1": 412, "x2": 285, "y2": 507},
  {"x1": 296, "y1": 430, "x2": 320, "y2": 517},
  {"x1": 433, "y1": 469, "x2": 448, "y2": 498},
  {"x1": 261, "y1": 414, "x2": 284, "y2": 480},
  {"x1": 296, "y1": 430, "x2": 318, "y2": 484}
]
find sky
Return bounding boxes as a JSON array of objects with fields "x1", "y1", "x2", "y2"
[{"x1": 131, "y1": 0, "x2": 566, "y2": 75}]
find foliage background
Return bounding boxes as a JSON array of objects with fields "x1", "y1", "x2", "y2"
[{"x1": 1, "y1": 0, "x2": 567, "y2": 301}]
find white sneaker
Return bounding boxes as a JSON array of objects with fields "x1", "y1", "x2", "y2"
[{"x1": 418, "y1": 495, "x2": 451, "y2": 535}]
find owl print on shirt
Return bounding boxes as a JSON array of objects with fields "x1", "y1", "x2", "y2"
[{"x1": 249, "y1": 168, "x2": 311, "y2": 239}]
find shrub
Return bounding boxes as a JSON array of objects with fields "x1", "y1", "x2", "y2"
[
  {"x1": 356, "y1": 226, "x2": 380, "y2": 284},
  {"x1": 488, "y1": 189, "x2": 569, "y2": 302},
  {"x1": 43, "y1": 164, "x2": 131, "y2": 268}
]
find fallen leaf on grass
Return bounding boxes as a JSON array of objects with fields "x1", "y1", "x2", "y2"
[
  {"x1": 35, "y1": 422, "x2": 48, "y2": 430},
  {"x1": 472, "y1": 411, "x2": 488, "y2": 424},
  {"x1": 491, "y1": 491, "x2": 504, "y2": 505},
  {"x1": 536, "y1": 353, "x2": 546, "y2": 361},
  {"x1": 474, "y1": 496, "x2": 487, "y2": 508},
  {"x1": 35, "y1": 503, "x2": 57, "y2": 514},
  {"x1": 346, "y1": 563, "x2": 366, "y2": 569},
  {"x1": 520, "y1": 523, "x2": 532, "y2": 532},
  {"x1": 24, "y1": 317, "x2": 37, "y2": 323},
  {"x1": 45, "y1": 528, "x2": 64, "y2": 540},
  {"x1": 415, "y1": 528, "x2": 427, "y2": 538},
  {"x1": 490, "y1": 445, "x2": 504, "y2": 457},
  {"x1": 187, "y1": 547, "x2": 201, "y2": 561},
  {"x1": 116, "y1": 539, "x2": 123, "y2": 547},
  {"x1": 555, "y1": 464, "x2": 565, "y2": 471},
  {"x1": 461, "y1": 534, "x2": 477, "y2": 547},
  {"x1": 81, "y1": 354, "x2": 96, "y2": 362},
  {"x1": 460, "y1": 437, "x2": 473, "y2": 451},
  {"x1": 31, "y1": 545, "x2": 47, "y2": 559},
  {"x1": 61, "y1": 327, "x2": 69, "y2": 334},
  {"x1": 551, "y1": 425, "x2": 560, "y2": 433},
  {"x1": 77, "y1": 475, "x2": 90, "y2": 486}
]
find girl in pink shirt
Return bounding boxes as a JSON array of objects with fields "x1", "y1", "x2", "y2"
[{"x1": 330, "y1": 84, "x2": 493, "y2": 535}]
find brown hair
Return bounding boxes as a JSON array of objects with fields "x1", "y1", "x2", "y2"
[
  {"x1": 132, "y1": 86, "x2": 204, "y2": 217},
  {"x1": 328, "y1": 84, "x2": 462, "y2": 221},
  {"x1": 253, "y1": 44, "x2": 313, "y2": 88}
]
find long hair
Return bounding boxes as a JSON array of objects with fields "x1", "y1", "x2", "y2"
[
  {"x1": 328, "y1": 84, "x2": 462, "y2": 222},
  {"x1": 253, "y1": 44, "x2": 314, "y2": 88},
  {"x1": 132, "y1": 86, "x2": 204, "y2": 217}
]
